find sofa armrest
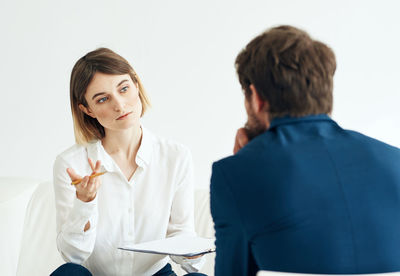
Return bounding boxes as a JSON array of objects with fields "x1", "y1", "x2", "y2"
[
  {"x1": 0, "y1": 178, "x2": 41, "y2": 276},
  {"x1": 16, "y1": 180, "x2": 64, "y2": 276}
]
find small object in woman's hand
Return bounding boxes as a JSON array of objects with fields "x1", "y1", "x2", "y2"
[{"x1": 71, "y1": 171, "x2": 107, "y2": 185}]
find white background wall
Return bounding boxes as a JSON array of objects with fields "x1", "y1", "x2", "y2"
[{"x1": 1, "y1": 0, "x2": 399, "y2": 188}]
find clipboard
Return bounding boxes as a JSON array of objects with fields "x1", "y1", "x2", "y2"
[{"x1": 118, "y1": 236, "x2": 216, "y2": 257}]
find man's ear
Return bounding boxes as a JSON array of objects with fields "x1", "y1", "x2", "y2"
[
  {"x1": 249, "y1": 84, "x2": 269, "y2": 113},
  {"x1": 79, "y1": 104, "x2": 96, "y2": 118}
]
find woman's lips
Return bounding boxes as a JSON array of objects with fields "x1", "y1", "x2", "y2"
[{"x1": 117, "y1": 112, "x2": 132, "y2": 120}]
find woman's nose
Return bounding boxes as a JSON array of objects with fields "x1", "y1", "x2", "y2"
[{"x1": 113, "y1": 96, "x2": 124, "y2": 112}]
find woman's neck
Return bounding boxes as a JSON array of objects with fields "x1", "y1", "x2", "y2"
[{"x1": 101, "y1": 124, "x2": 143, "y2": 161}]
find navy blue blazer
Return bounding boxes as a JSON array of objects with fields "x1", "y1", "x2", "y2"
[{"x1": 210, "y1": 114, "x2": 400, "y2": 275}]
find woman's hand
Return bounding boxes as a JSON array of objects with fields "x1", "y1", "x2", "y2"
[
  {"x1": 185, "y1": 254, "x2": 204, "y2": 259},
  {"x1": 170, "y1": 254, "x2": 205, "y2": 273},
  {"x1": 67, "y1": 158, "x2": 102, "y2": 203}
]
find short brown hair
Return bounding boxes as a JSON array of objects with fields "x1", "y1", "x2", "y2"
[
  {"x1": 70, "y1": 48, "x2": 151, "y2": 144},
  {"x1": 235, "y1": 25, "x2": 336, "y2": 119}
]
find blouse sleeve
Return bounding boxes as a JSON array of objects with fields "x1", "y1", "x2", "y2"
[{"x1": 53, "y1": 155, "x2": 98, "y2": 264}]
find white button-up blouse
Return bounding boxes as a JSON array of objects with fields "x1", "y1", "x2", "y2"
[{"x1": 53, "y1": 127, "x2": 198, "y2": 275}]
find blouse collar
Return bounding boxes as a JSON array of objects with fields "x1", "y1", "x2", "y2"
[{"x1": 86, "y1": 125, "x2": 154, "y2": 173}]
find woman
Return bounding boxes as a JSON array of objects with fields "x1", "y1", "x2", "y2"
[{"x1": 51, "y1": 48, "x2": 205, "y2": 275}]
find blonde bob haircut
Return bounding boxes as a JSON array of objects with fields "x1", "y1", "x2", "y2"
[{"x1": 70, "y1": 48, "x2": 151, "y2": 145}]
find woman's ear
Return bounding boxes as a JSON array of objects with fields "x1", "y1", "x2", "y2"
[{"x1": 79, "y1": 104, "x2": 96, "y2": 118}]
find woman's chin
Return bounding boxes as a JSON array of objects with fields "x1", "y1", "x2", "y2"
[{"x1": 110, "y1": 121, "x2": 139, "y2": 131}]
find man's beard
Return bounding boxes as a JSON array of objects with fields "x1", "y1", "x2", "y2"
[{"x1": 244, "y1": 108, "x2": 268, "y2": 141}]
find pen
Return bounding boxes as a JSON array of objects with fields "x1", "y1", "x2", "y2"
[{"x1": 71, "y1": 171, "x2": 107, "y2": 185}]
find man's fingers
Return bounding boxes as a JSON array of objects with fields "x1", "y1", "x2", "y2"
[
  {"x1": 233, "y1": 141, "x2": 240, "y2": 155},
  {"x1": 66, "y1": 168, "x2": 82, "y2": 181},
  {"x1": 237, "y1": 128, "x2": 249, "y2": 148},
  {"x1": 233, "y1": 128, "x2": 250, "y2": 154}
]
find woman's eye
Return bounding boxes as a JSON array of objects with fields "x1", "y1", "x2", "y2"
[
  {"x1": 97, "y1": 97, "x2": 108, "y2": 103},
  {"x1": 121, "y1": 86, "x2": 129, "y2": 93}
]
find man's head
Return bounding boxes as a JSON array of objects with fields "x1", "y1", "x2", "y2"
[{"x1": 235, "y1": 25, "x2": 336, "y2": 139}]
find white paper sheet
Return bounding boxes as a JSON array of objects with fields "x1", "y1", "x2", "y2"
[{"x1": 118, "y1": 236, "x2": 215, "y2": 257}]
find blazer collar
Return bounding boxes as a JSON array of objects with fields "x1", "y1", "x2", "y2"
[{"x1": 269, "y1": 114, "x2": 334, "y2": 130}]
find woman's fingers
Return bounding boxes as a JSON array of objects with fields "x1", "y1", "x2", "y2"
[
  {"x1": 66, "y1": 168, "x2": 81, "y2": 181},
  {"x1": 88, "y1": 158, "x2": 102, "y2": 174},
  {"x1": 88, "y1": 158, "x2": 95, "y2": 172},
  {"x1": 72, "y1": 159, "x2": 102, "y2": 202},
  {"x1": 87, "y1": 160, "x2": 102, "y2": 192},
  {"x1": 185, "y1": 254, "x2": 204, "y2": 259},
  {"x1": 79, "y1": 175, "x2": 90, "y2": 189},
  {"x1": 95, "y1": 160, "x2": 101, "y2": 173}
]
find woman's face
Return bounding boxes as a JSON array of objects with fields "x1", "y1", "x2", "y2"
[{"x1": 80, "y1": 72, "x2": 142, "y2": 131}]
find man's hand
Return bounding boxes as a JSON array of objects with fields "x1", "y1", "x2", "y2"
[
  {"x1": 66, "y1": 158, "x2": 102, "y2": 203},
  {"x1": 233, "y1": 127, "x2": 250, "y2": 154}
]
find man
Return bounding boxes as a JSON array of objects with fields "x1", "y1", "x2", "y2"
[{"x1": 210, "y1": 25, "x2": 400, "y2": 275}]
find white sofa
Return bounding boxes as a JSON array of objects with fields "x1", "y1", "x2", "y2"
[{"x1": 0, "y1": 177, "x2": 215, "y2": 276}]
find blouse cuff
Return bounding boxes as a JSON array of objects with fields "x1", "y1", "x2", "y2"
[{"x1": 66, "y1": 195, "x2": 98, "y2": 233}]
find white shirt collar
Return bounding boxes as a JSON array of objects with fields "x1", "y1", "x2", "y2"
[
  {"x1": 135, "y1": 126, "x2": 154, "y2": 168},
  {"x1": 86, "y1": 125, "x2": 154, "y2": 172}
]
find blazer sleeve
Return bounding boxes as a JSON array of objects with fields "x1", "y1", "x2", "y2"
[{"x1": 210, "y1": 161, "x2": 258, "y2": 276}]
